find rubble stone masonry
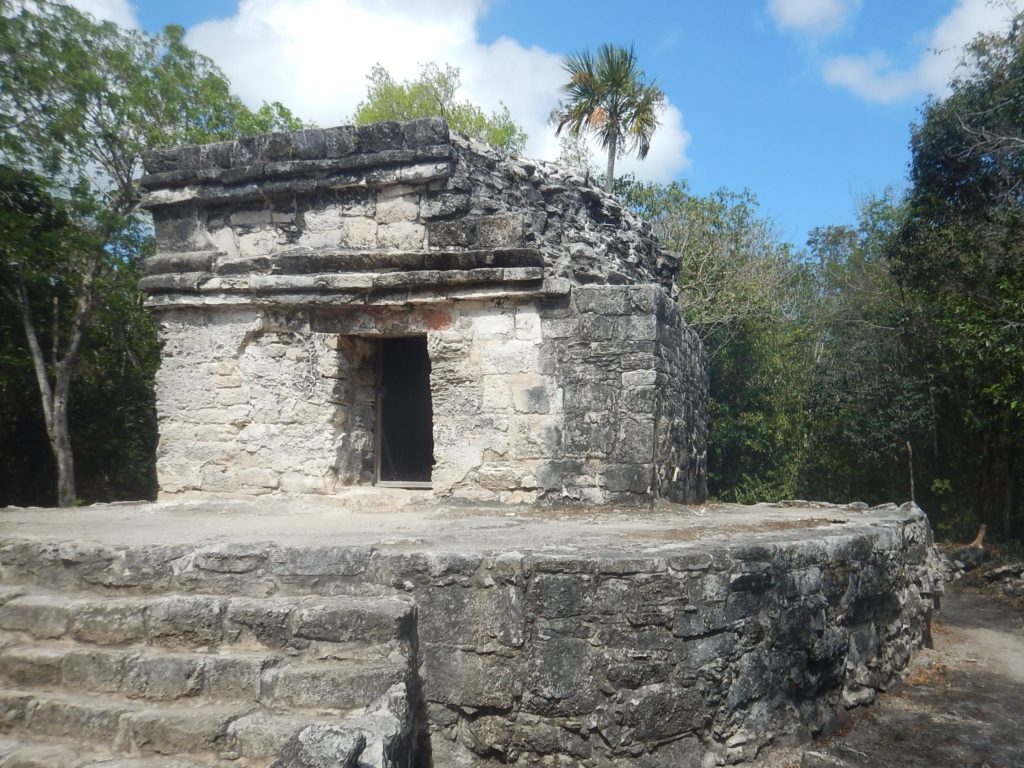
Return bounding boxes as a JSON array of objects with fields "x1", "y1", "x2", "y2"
[{"x1": 140, "y1": 118, "x2": 707, "y2": 503}]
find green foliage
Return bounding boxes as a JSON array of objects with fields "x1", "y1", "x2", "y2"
[
  {"x1": 621, "y1": 179, "x2": 809, "y2": 502},
  {"x1": 0, "y1": 2, "x2": 307, "y2": 211},
  {"x1": 623, "y1": 180, "x2": 797, "y2": 354},
  {"x1": 555, "y1": 44, "x2": 665, "y2": 192},
  {"x1": 886, "y1": 13, "x2": 1024, "y2": 539},
  {"x1": 798, "y1": 195, "x2": 933, "y2": 505},
  {"x1": 352, "y1": 63, "x2": 527, "y2": 154},
  {"x1": 0, "y1": 0, "x2": 306, "y2": 505}
]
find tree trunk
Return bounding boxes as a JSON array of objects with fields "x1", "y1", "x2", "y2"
[
  {"x1": 1004, "y1": 451, "x2": 1018, "y2": 541},
  {"x1": 6, "y1": 263, "x2": 96, "y2": 507},
  {"x1": 604, "y1": 135, "x2": 616, "y2": 194},
  {"x1": 51, "y1": 387, "x2": 75, "y2": 507}
]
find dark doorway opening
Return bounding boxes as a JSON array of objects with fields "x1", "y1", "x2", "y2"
[{"x1": 376, "y1": 336, "x2": 434, "y2": 486}]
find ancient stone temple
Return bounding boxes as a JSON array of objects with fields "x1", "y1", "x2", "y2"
[{"x1": 139, "y1": 118, "x2": 707, "y2": 503}]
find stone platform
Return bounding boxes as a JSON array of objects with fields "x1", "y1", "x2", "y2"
[{"x1": 0, "y1": 497, "x2": 941, "y2": 767}]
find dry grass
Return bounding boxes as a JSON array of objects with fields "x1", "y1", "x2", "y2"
[{"x1": 906, "y1": 661, "x2": 951, "y2": 687}]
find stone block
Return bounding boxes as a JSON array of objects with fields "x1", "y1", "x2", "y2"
[
  {"x1": 616, "y1": 680, "x2": 706, "y2": 743},
  {"x1": 338, "y1": 217, "x2": 378, "y2": 248},
  {"x1": 422, "y1": 646, "x2": 516, "y2": 709},
  {"x1": 323, "y1": 125, "x2": 356, "y2": 157},
  {"x1": 420, "y1": 192, "x2": 470, "y2": 219},
  {"x1": 377, "y1": 221, "x2": 425, "y2": 250},
  {"x1": 303, "y1": 205, "x2": 346, "y2": 232},
  {"x1": 146, "y1": 596, "x2": 226, "y2": 647},
  {"x1": 123, "y1": 655, "x2": 203, "y2": 699},
  {"x1": 626, "y1": 314, "x2": 659, "y2": 341},
  {"x1": 512, "y1": 383, "x2": 552, "y2": 414},
  {"x1": 69, "y1": 601, "x2": 145, "y2": 644},
  {"x1": 480, "y1": 340, "x2": 537, "y2": 375},
  {"x1": 0, "y1": 647, "x2": 63, "y2": 688},
  {"x1": 118, "y1": 705, "x2": 243, "y2": 755},
  {"x1": 355, "y1": 121, "x2": 404, "y2": 153},
  {"x1": 402, "y1": 116, "x2": 448, "y2": 147},
  {"x1": 270, "y1": 546, "x2": 371, "y2": 577},
  {"x1": 0, "y1": 596, "x2": 68, "y2": 639},
  {"x1": 510, "y1": 416, "x2": 561, "y2": 459},
  {"x1": 226, "y1": 599, "x2": 295, "y2": 647},
  {"x1": 579, "y1": 315, "x2": 624, "y2": 341},
  {"x1": 604, "y1": 464, "x2": 651, "y2": 494},
  {"x1": 478, "y1": 214, "x2": 524, "y2": 246},
  {"x1": 674, "y1": 631, "x2": 739, "y2": 672},
  {"x1": 292, "y1": 596, "x2": 412, "y2": 645},
  {"x1": 270, "y1": 724, "x2": 365, "y2": 768},
  {"x1": 576, "y1": 286, "x2": 631, "y2": 315},
  {"x1": 428, "y1": 219, "x2": 478, "y2": 247},
  {"x1": 562, "y1": 377, "x2": 616, "y2": 412},
  {"x1": 471, "y1": 311, "x2": 515, "y2": 338},
  {"x1": 522, "y1": 636, "x2": 597, "y2": 716},
  {"x1": 61, "y1": 649, "x2": 129, "y2": 693},
  {"x1": 527, "y1": 573, "x2": 591, "y2": 619},
  {"x1": 375, "y1": 195, "x2": 419, "y2": 224},
  {"x1": 272, "y1": 660, "x2": 407, "y2": 710},
  {"x1": 193, "y1": 542, "x2": 270, "y2": 574},
  {"x1": 30, "y1": 696, "x2": 126, "y2": 743},
  {"x1": 614, "y1": 418, "x2": 655, "y2": 462}
]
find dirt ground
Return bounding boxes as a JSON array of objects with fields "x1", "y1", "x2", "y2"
[{"x1": 762, "y1": 586, "x2": 1024, "y2": 768}]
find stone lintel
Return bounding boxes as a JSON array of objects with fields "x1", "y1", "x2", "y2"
[
  {"x1": 141, "y1": 155, "x2": 454, "y2": 209},
  {"x1": 139, "y1": 266, "x2": 544, "y2": 295},
  {"x1": 144, "y1": 248, "x2": 545, "y2": 277}
]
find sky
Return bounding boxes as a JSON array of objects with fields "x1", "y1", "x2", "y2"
[{"x1": 71, "y1": 0, "x2": 1023, "y2": 249}]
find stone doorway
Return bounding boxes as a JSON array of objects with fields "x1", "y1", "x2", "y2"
[{"x1": 375, "y1": 336, "x2": 435, "y2": 486}]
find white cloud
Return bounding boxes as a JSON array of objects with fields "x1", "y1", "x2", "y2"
[
  {"x1": 823, "y1": 0, "x2": 1022, "y2": 103},
  {"x1": 183, "y1": 0, "x2": 690, "y2": 179},
  {"x1": 617, "y1": 104, "x2": 692, "y2": 184},
  {"x1": 768, "y1": 0, "x2": 861, "y2": 35},
  {"x1": 64, "y1": 0, "x2": 139, "y2": 28}
]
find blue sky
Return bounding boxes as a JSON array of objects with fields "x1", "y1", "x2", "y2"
[{"x1": 77, "y1": 0, "x2": 1022, "y2": 249}]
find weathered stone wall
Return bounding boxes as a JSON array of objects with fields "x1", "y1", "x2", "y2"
[
  {"x1": 0, "y1": 503, "x2": 941, "y2": 766},
  {"x1": 140, "y1": 118, "x2": 707, "y2": 503},
  {"x1": 153, "y1": 285, "x2": 706, "y2": 503},
  {"x1": 393, "y1": 506, "x2": 938, "y2": 767}
]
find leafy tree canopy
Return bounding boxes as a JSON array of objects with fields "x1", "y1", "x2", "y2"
[
  {"x1": 622, "y1": 179, "x2": 796, "y2": 353},
  {"x1": 0, "y1": 0, "x2": 306, "y2": 505},
  {"x1": 352, "y1": 63, "x2": 527, "y2": 155},
  {"x1": 0, "y1": 1, "x2": 305, "y2": 214},
  {"x1": 886, "y1": 12, "x2": 1024, "y2": 538}
]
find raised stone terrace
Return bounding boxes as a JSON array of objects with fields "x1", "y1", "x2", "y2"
[{"x1": 0, "y1": 496, "x2": 941, "y2": 767}]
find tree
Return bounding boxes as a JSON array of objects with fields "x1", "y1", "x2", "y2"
[
  {"x1": 622, "y1": 179, "x2": 808, "y2": 501},
  {"x1": 555, "y1": 44, "x2": 665, "y2": 193},
  {"x1": 623, "y1": 180, "x2": 797, "y2": 355},
  {"x1": 888, "y1": 10, "x2": 1024, "y2": 540},
  {"x1": 352, "y1": 63, "x2": 527, "y2": 154},
  {"x1": 0, "y1": 0, "x2": 305, "y2": 506},
  {"x1": 799, "y1": 197, "x2": 934, "y2": 507}
]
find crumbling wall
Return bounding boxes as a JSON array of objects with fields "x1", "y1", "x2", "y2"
[{"x1": 140, "y1": 118, "x2": 708, "y2": 503}]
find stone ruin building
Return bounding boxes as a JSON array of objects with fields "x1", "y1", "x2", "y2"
[
  {"x1": 137, "y1": 117, "x2": 707, "y2": 504},
  {"x1": 0, "y1": 119, "x2": 941, "y2": 768}
]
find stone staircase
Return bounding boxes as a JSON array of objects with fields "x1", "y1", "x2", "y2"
[{"x1": 0, "y1": 583, "x2": 419, "y2": 768}]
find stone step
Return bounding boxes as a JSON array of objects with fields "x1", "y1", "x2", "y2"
[
  {"x1": 0, "y1": 688, "x2": 359, "y2": 760},
  {"x1": 0, "y1": 734, "x2": 219, "y2": 767},
  {"x1": 0, "y1": 642, "x2": 408, "y2": 709},
  {"x1": 0, "y1": 588, "x2": 415, "y2": 651}
]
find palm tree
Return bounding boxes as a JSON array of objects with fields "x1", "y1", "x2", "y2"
[{"x1": 555, "y1": 44, "x2": 665, "y2": 193}]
